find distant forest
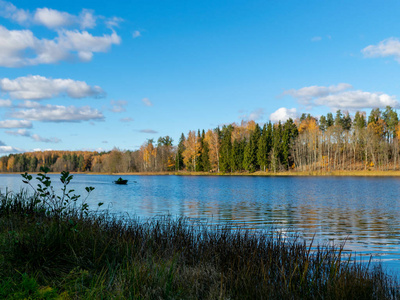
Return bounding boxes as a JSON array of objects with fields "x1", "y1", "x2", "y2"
[{"x1": 2, "y1": 106, "x2": 400, "y2": 173}]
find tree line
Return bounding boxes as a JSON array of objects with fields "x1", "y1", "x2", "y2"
[{"x1": 2, "y1": 106, "x2": 400, "y2": 173}]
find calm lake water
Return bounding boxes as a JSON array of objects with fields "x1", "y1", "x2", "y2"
[{"x1": 2, "y1": 174, "x2": 400, "y2": 273}]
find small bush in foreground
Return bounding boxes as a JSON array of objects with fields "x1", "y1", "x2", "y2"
[{"x1": 0, "y1": 171, "x2": 398, "y2": 299}]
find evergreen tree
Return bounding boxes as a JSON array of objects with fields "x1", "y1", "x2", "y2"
[
  {"x1": 200, "y1": 130, "x2": 211, "y2": 171},
  {"x1": 334, "y1": 110, "x2": 343, "y2": 128},
  {"x1": 319, "y1": 115, "x2": 327, "y2": 132},
  {"x1": 252, "y1": 124, "x2": 262, "y2": 170},
  {"x1": 342, "y1": 112, "x2": 352, "y2": 131},
  {"x1": 354, "y1": 111, "x2": 366, "y2": 129},
  {"x1": 257, "y1": 124, "x2": 268, "y2": 171},
  {"x1": 243, "y1": 133, "x2": 256, "y2": 172},
  {"x1": 270, "y1": 122, "x2": 283, "y2": 172},
  {"x1": 282, "y1": 118, "x2": 298, "y2": 169},
  {"x1": 326, "y1": 113, "x2": 334, "y2": 127},
  {"x1": 231, "y1": 139, "x2": 245, "y2": 172},
  {"x1": 196, "y1": 130, "x2": 203, "y2": 171},
  {"x1": 368, "y1": 108, "x2": 381, "y2": 124},
  {"x1": 219, "y1": 125, "x2": 233, "y2": 172},
  {"x1": 175, "y1": 133, "x2": 185, "y2": 170},
  {"x1": 383, "y1": 106, "x2": 398, "y2": 140}
]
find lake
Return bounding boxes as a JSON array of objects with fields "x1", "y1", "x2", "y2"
[{"x1": 2, "y1": 173, "x2": 400, "y2": 273}]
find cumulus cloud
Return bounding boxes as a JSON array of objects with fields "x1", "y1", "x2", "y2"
[
  {"x1": 0, "y1": 0, "x2": 30, "y2": 25},
  {"x1": 0, "y1": 25, "x2": 121, "y2": 67},
  {"x1": 0, "y1": 120, "x2": 32, "y2": 128},
  {"x1": 0, "y1": 99, "x2": 11, "y2": 107},
  {"x1": 0, "y1": 145, "x2": 23, "y2": 154},
  {"x1": 105, "y1": 16, "x2": 124, "y2": 29},
  {"x1": 4, "y1": 129, "x2": 58, "y2": 143},
  {"x1": 31, "y1": 134, "x2": 61, "y2": 143},
  {"x1": 110, "y1": 100, "x2": 127, "y2": 113},
  {"x1": 5, "y1": 129, "x2": 30, "y2": 136},
  {"x1": 0, "y1": 75, "x2": 104, "y2": 100},
  {"x1": 11, "y1": 104, "x2": 104, "y2": 122},
  {"x1": 315, "y1": 90, "x2": 398, "y2": 109},
  {"x1": 362, "y1": 37, "x2": 400, "y2": 62},
  {"x1": 33, "y1": 8, "x2": 74, "y2": 28},
  {"x1": 132, "y1": 30, "x2": 141, "y2": 38},
  {"x1": 283, "y1": 83, "x2": 353, "y2": 105},
  {"x1": 33, "y1": 8, "x2": 96, "y2": 29},
  {"x1": 239, "y1": 108, "x2": 265, "y2": 121},
  {"x1": 120, "y1": 117, "x2": 133, "y2": 122},
  {"x1": 141, "y1": 97, "x2": 153, "y2": 106},
  {"x1": 283, "y1": 83, "x2": 398, "y2": 110},
  {"x1": 18, "y1": 100, "x2": 41, "y2": 108},
  {"x1": 139, "y1": 129, "x2": 158, "y2": 134},
  {"x1": 0, "y1": 1, "x2": 96, "y2": 29},
  {"x1": 269, "y1": 108, "x2": 298, "y2": 123}
]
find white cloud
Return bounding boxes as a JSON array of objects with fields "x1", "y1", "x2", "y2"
[
  {"x1": 0, "y1": 120, "x2": 32, "y2": 128},
  {"x1": 270, "y1": 108, "x2": 298, "y2": 123},
  {"x1": 18, "y1": 100, "x2": 41, "y2": 108},
  {"x1": 79, "y1": 9, "x2": 96, "y2": 29},
  {"x1": 142, "y1": 97, "x2": 153, "y2": 106},
  {"x1": 0, "y1": 145, "x2": 23, "y2": 154},
  {"x1": 132, "y1": 30, "x2": 141, "y2": 38},
  {"x1": 0, "y1": 0, "x2": 30, "y2": 25},
  {"x1": 11, "y1": 104, "x2": 104, "y2": 122},
  {"x1": 0, "y1": 25, "x2": 121, "y2": 67},
  {"x1": 362, "y1": 38, "x2": 400, "y2": 61},
  {"x1": 0, "y1": 99, "x2": 11, "y2": 107},
  {"x1": 105, "y1": 16, "x2": 124, "y2": 29},
  {"x1": 139, "y1": 129, "x2": 158, "y2": 134},
  {"x1": 0, "y1": 26, "x2": 36, "y2": 67},
  {"x1": 239, "y1": 108, "x2": 264, "y2": 121},
  {"x1": 283, "y1": 83, "x2": 353, "y2": 105},
  {"x1": 120, "y1": 117, "x2": 133, "y2": 122},
  {"x1": 31, "y1": 134, "x2": 61, "y2": 143},
  {"x1": 4, "y1": 129, "x2": 60, "y2": 143},
  {"x1": 316, "y1": 90, "x2": 398, "y2": 109},
  {"x1": 110, "y1": 100, "x2": 127, "y2": 113},
  {"x1": 284, "y1": 83, "x2": 398, "y2": 110},
  {"x1": 5, "y1": 129, "x2": 30, "y2": 136},
  {"x1": 0, "y1": 1, "x2": 97, "y2": 29},
  {"x1": 311, "y1": 36, "x2": 322, "y2": 42},
  {"x1": 0, "y1": 75, "x2": 104, "y2": 100},
  {"x1": 33, "y1": 8, "x2": 74, "y2": 28}
]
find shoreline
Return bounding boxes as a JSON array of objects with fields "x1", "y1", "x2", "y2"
[{"x1": 4, "y1": 170, "x2": 400, "y2": 177}]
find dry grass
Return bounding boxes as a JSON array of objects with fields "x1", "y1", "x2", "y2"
[{"x1": 0, "y1": 190, "x2": 399, "y2": 299}]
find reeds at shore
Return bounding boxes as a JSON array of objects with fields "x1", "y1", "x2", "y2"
[{"x1": 0, "y1": 190, "x2": 398, "y2": 299}]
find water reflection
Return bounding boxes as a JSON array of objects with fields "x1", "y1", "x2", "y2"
[{"x1": 2, "y1": 174, "x2": 400, "y2": 271}]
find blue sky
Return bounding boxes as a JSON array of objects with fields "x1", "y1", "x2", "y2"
[{"x1": 1, "y1": 0, "x2": 400, "y2": 154}]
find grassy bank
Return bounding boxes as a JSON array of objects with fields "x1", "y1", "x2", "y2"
[{"x1": 0, "y1": 188, "x2": 399, "y2": 299}]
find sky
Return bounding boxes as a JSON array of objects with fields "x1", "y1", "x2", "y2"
[{"x1": 1, "y1": 0, "x2": 400, "y2": 154}]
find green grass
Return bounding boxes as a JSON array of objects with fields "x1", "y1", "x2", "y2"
[{"x1": 0, "y1": 190, "x2": 399, "y2": 299}]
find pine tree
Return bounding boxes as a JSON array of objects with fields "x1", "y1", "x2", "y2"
[
  {"x1": 200, "y1": 130, "x2": 211, "y2": 171},
  {"x1": 354, "y1": 111, "x2": 366, "y2": 129},
  {"x1": 282, "y1": 118, "x2": 298, "y2": 169},
  {"x1": 219, "y1": 125, "x2": 233, "y2": 172},
  {"x1": 231, "y1": 139, "x2": 245, "y2": 172},
  {"x1": 175, "y1": 133, "x2": 185, "y2": 170},
  {"x1": 243, "y1": 131, "x2": 257, "y2": 172},
  {"x1": 257, "y1": 124, "x2": 268, "y2": 172}
]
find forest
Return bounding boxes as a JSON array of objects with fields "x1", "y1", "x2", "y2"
[{"x1": 1, "y1": 106, "x2": 400, "y2": 174}]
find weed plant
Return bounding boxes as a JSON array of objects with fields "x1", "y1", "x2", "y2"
[{"x1": 0, "y1": 170, "x2": 398, "y2": 299}]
